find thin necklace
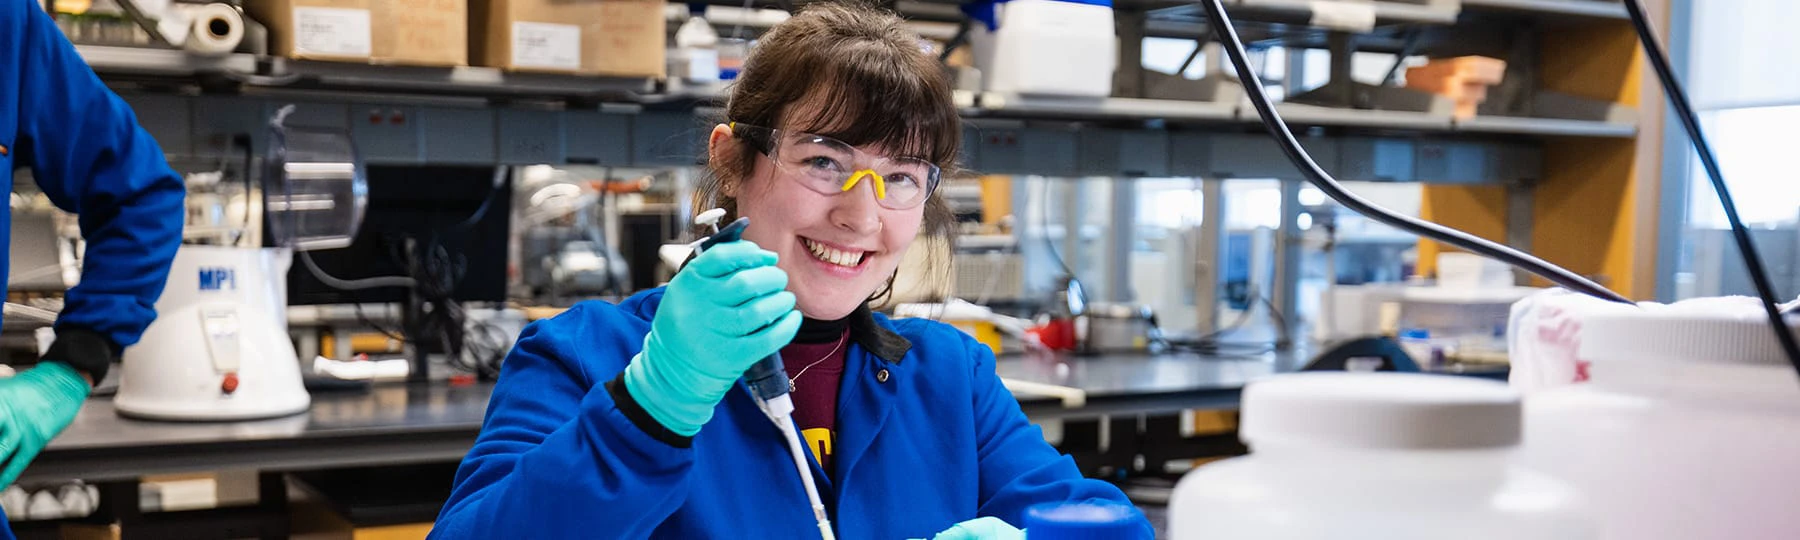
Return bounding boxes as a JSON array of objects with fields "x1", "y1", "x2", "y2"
[{"x1": 788, "y1": 332, "x2": 849, "y2": 391}]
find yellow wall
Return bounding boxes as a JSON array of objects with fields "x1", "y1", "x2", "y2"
[
  {"x1": 1534, "y1": 22, "x2": 1653, "y2": 298},
  {"x1": 1419, "y1": 15, "x2": 1662, "y2": 300},
  {"x1": 979, "y1": 175, "x2": 1013, "y2": 229},
  {"x1": 1417, "y1": 185, "x2": 1509, "y2": 277}
]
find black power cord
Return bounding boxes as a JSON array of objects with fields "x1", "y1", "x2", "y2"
[
  {"x1": 1196, "y1": 0, "x2": 1632, "y2": 307},
  {"x1": 1621, "y1": 0, "x2": 1800, "y2": 377},
  {"x1": 1039, "y1": 180, "x2": 1079, "y2": 282}
]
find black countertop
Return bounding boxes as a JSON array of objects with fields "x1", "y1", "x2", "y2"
[{"x1": 29, "y1": 351, "x2": 1314, "y2": 482}]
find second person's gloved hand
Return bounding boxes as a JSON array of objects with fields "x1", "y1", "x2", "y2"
[
  {"x1": 919, "y1": 517, "x2": 1026, "y2": 540},
  {"x1": 0, "y1": 361, "x2": 91, "y2": 488},
  {"x1": 623, "y1": 240, "x2": 801, "y2": 436}
]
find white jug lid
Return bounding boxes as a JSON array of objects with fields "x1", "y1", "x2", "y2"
[
  {"x1": 1242, "y1": 372, "x2": 1521, "y2": 450},
  {"x1": 1579, "y1": 304, "x2": 1800, "y2": 368}
]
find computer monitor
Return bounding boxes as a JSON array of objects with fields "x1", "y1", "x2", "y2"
[{"x1": 281, "y1": 165, "x2": 511, "y2": 306}]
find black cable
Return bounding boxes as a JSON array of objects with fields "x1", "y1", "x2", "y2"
[
  {"x1": 454, "y1": 319, "x2": 509, "y2": 378},
  {"x1": 1196, "y1": 0, "x2": 1633, "y2": 306},
  {"x1": 1621, "y1": 0, "x2": 1800, "y2": 377},
  {"x1": 353, "y1": 302, "x2": 408, "y2": 344},
  {"x1": 1176, "y1": 35, "x2": 1209, "y2": 76},
  {"x1": 267, "y1": 106, "x2": 415, "y2": 291},
  {"x1": 452, "y1": 165, "x2": 508, "y2": 232},
  {"x1": 1037, "y1": 179, "x2": 1090, "y2": 314},
  {"x1": 1169, "y1": 286, "x2": 1286, "y2": 354},
  {"x1": 298, "y1": 249, "x2": 416, "y2": 290},
  {"x1": 1182, "y1": 289, "x2": 1261, "y2": 343},
  {"x1": 1380, "y1": 28, "x2": 1425, "y2": 86},
  {"x1": 235, "y1": 134, "x2": 255, "y2": 242},
  {"x1": 1038, "y1": 180, "x2": 1078, "y2": 281},
  {"x1": 1259, "y1": 294, "x2": 1291, "y2": 349},
  {"x1": 939, "y1": 17, "x2": 972, "y2": 63}
]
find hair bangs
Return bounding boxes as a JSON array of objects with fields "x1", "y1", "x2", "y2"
[{"x1": 776, "y1": 41, "x2": 960, "y2": 167}]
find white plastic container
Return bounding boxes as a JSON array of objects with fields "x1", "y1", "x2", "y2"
[
  {"x1": 1170, "y1": 372, "x2": 1593, "y2": 540},
  {"x1": 968, "y1": 0, "x2": 1117, "y2": 97},
  {"x1": 117, "y1": 246, "x2": 311, "y2": 420},
  {"x1": 671, "y1": 8, "x2": 720, "y2": 84},
  {"x1": 1521, "y1": 308, "x2": 1800, "y2": 539}
]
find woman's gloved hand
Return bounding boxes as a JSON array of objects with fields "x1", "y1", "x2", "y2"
[
  {"x1": 918, "y1": 517, "x2": 1026, "y2": 540},
  {"x1": 0, "y1": 361, "x2": 91, "y2": 488},
  {"x1": 623, "y1": 240, "x2": 801, "y2": 436}
]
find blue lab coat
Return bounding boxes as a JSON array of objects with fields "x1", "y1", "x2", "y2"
[
  {"x1": 1, "y1": 0, "x2": 185, "y2": 350},
  {"x1": 431, "y1": 288, "x2": 1152, "y2": 539}
]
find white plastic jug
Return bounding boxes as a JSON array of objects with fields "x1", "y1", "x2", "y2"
[
  {"x1": 1521, "y1": 306, "x2": 1800, "y2": 539},
  {"x1": 968, "y1": 0, "x2": 1116, "y2": 97},
  {"x1": 673, "y1": 8, "x2": 720, "y2": 84},
  {"x1": 1170, "y1": 372, "x2": 1593, "y2": 539}
]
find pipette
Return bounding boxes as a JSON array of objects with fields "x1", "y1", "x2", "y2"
[{"x1": 691, "y1": 210, "x2": 836, "y2": 540}]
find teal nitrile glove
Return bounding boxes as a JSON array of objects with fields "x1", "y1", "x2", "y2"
[
  {"x1": 921, "y1": 517, "x2": 1026, "y2": 540},
  {"x1": 623, "y1": 239, "x2": 802, "y2": 436},
  {"x1": 0, "y1": 361, "x2": 91, "y2": 488}
]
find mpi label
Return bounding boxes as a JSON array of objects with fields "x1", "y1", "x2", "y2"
[{"x1": 198, "y1": 267, "x2": 237, "y2": 291}]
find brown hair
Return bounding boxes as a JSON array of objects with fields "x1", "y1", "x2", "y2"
[{"x1": 694, "y1": 1, "x2": 961, "y2": 305}]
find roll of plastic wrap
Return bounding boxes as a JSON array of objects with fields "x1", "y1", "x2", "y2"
[{"x1": 184, "y1": 3, "x2": 243, "y2": 54}]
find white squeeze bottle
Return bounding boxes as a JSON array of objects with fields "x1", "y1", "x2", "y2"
[
  {"x1": 673, "y1": 6, "x2": 720, "y2": 84},
  {"x1": 1170, "y1": 372, "x2": 1594, "y2": 540}
]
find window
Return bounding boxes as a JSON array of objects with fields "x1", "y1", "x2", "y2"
[{"x1": 1667, "y1": 0, "x2": 1800, "y2": 300}]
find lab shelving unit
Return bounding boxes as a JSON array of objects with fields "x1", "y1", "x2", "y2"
[
  {"x1": 70, "y1": 0, "x2": 1662, "y2": 336},
  {"x1": 1461, "y1": 0, "x2": 1627, "y2": 18}
]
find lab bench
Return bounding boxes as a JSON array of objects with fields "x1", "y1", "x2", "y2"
[
  {"x1": 9, "y1": 350, "x2": 1328, "y2": 539},
  {"x1": 25, "y1": 351, "x2": 1303, "y2": 485}
]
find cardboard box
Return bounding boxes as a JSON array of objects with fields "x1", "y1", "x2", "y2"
[
  {"x1": 1405, "y1": 56, "x2": 1508, "y2": 119},
  {"x1": 291, "y1": 498, "x2": 434, "y2": 540},
  {"x1": 471, "y1": 0, "x2": 666, "y2": 77},
  {"x1": 248, "y1": 0, "x2": 468, "y2": 67}
]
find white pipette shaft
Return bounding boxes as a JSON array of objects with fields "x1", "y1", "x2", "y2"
[{"x1": 762, "y1": 394, "x2": 835, "y2": 540}]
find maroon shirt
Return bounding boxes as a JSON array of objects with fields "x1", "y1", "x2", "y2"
[{"x1": 783, "y1": 322, "x2": 850, "y2": 475}]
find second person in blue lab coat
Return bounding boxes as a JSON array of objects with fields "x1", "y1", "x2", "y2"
[
  {"x1": 0, "y1": 0, "x2": 186, "y2": 534},
  {"x1": 431, "y1": 3, "x2": 1151, "y2": 540}
]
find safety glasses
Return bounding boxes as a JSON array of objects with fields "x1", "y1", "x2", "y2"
[{"x1": 731, "y1": 122, "x2": 941, "y2": 210}]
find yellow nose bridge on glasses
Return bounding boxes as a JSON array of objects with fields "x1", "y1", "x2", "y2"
[{"x1": 839, "y1": 169, "x2": 887, "y2": 200}]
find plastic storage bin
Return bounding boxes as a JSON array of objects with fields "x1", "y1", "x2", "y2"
[
  {"x1": 1170, "y1": 372, "x2": 1593, "y2": 540},
  {"x1": 1521, "y1": 308, "x2": 1800, "y2": 539},
  {"x1": 967, "y1": 0, "x2": 1117, "y2": 97}
]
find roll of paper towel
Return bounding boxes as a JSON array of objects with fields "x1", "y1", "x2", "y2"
[
  {"x1": 183, "y1": 2, "x2": 243, "y2": 54},
  {"x1": 155, "y1": 2, "x2": 243, "y2": 54}
]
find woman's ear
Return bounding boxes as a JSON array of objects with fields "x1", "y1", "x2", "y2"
[
  {"x1": 708, "y1": 124, "x2": 740, "y2": 197},
  {"x1": 708, "y1": 123, "x2": 734, "y2": 167}
]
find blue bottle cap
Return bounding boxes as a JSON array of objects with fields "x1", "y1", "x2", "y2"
[{"x1": 1023, "y1": 501, "x2": 1144, "y2": 540}]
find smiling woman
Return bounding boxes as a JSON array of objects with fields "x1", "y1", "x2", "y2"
[
  {"x1": 696, "y1": 3, "x2": 962, "y2": 316},
  {"x1": 428, "y1": 3, "x2": 1151, "y2": 540}
]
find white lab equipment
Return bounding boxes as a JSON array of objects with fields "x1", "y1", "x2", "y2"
[
  {"x1": 968, "y1": 0, "x2": 1117, "y2": 97},
  {"x1": 672, "y1": 6, "x2": 721, "y2": 84},
  {"x1": 1520, "y1": 302, "x2": 1800, "y2": 540},
  {"x1": 116, "y1": 105, "x2": 367, "y2": 420},
  {"x1": 1435, "y1": 252, "x2": 1515, "y2": 290},
  {"x1": 1396, "y1": 285, "x2": 1539, "y2": 365},
  {"x1": 1169, "y1": 372, "x2": 1593, "y2": 540},
  {"x1": 115, "y1": 246, "x2": 311, "y2": 420},
  {"x1": 1313, "y1": 282, "x2": 1406, "y2": 343}
]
